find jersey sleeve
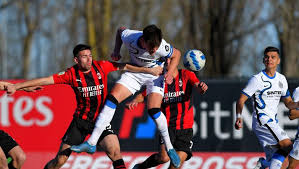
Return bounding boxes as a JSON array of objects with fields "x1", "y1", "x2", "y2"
[
  {"x1": 242, "y1": 76, "x2": 259, "y2": 98},
  {"x1": 53, "y1": 69, "x2": 72, "y2": 84},
  {"x1": 97, "y1": 60, "x2": 118, "y2": 74},
  {"x1": 121, "y1": 29, "x2": 142, "y2": 44},
  {"x1": 292, "y1": 87, "x2": 299, "y2": 102},
  {"x1": 159, "y1": 39, "x2": 173, "y2": 58},
  {"x1": 184, "y1": 70, "x2": 200, "y2": 86},
  {"x1": 281, "y1": 76, "x2": 290, "y2": 98}
]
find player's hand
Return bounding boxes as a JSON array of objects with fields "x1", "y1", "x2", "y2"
[
  {"x1": 111, "y1": 52, "x2": 122, "y2": 61},
  {"x1": 23, "y1": 86, "x2": 43, "y2": 92},
  {"x1": 125, "y1": 101, "x2": 139, "y2": 110},
  {"x1": 5, "y1": 84, "x2": 17, "y2": 95},
  {"x1": 149, "y1": 66, "x2": 163, "y2": 76},
  {"x1": 234, "y1": 118, "x2": 243, "y2": 130},
  {"x1": 199, "y1": 82, "x2": 208, "y2": 94},
  {"x1": 164, "y1": 72, "x2": 173, "y2": 84}
]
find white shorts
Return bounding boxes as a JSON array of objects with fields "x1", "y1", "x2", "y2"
[
  {"x1": 252, "y1": 114, "x2": 290, "y2": 160},
  {"x1": 290, "y1": 133, "x2": 299, "y2": 160},
  {"x1": 116, "y1": 72, "x2": 165, "y2": 96}
]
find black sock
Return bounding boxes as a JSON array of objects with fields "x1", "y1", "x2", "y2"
[
  {"x1": 113, "y1": 159, "x2": 126, "y2": 169},
  {"x1": 139, "y1": 153, "x2": 163, "y2": 168},
  {"x1": 8, "y1": 162, "x2": 17, "y2": 169}
]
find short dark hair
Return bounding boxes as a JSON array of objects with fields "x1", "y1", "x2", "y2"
[
  {"x1": 73, "y1": 44, "x2": 91, "y2": 57},
  {"x1": 264, "y1": 46, "x2": 280, "y2": 56},
  {"x1": 142, "y1": 24, "x2": 162, "y2": 49}
]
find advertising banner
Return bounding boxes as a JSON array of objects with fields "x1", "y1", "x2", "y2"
[{"x1": 0, "y1": 79, "x2": 298, "y2": 168}]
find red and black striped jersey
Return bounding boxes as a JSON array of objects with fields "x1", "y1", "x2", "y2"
[
  {"x1": 162, "y1": 69, "x2": 199, "y2": 129},
  {"x1": 53, "y1": 60, "x2": 118, "y2": 123}
]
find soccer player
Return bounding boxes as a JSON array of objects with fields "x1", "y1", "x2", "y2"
[
  {"x1": 234, "y1": 46, "x2": 299, "y2": 169},
  {"x1": 71, "y1": 25, "x2": 182, "y2": 167},
  {"x1": 127, "y1": 59, "x2": 208, "y2": 169},
  {"x1": 0, "y1": 130, "x2": 26, "y2": 169},
  {"x1": 6, "y1": 44, "x2": 163, "y2": 169},
  {"x1": 287, "y1": 87, "x2": 299, "y2": 169}
]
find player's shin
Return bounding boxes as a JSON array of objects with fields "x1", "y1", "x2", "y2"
[
  {"x1": 88, "y1": 95, "x2": 119, "y2": 145},
  {"x1": 148, "y1": 108, "x2": 173, "y2": 151}
]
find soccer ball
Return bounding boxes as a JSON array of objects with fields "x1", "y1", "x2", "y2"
[{"x1": 183, "y1": 49, "x2": 206, "y2": 71}]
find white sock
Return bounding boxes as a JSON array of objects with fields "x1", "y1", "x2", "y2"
[
  {"x1": 154, "y1": 112, "x2": 173, "y2": 151},
  {"x1": 269, "y1": 158, "x2": 282, "y2": 169},
  {"x1": 88, "y1": 103, "x2": 116, "y2": 145}
]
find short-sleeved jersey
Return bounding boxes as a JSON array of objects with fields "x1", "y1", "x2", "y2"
[
  {"x1": 162, "y1": 69, "x2": 199, "y2": 130},
  {"x1": 242, "y1": 70, "x2": 290, "y2": 121},
  {"x1": 53, "y1": 60, "x2": 118, "y2": 123},
  {"x1": 121, "y1": 29, "x2": 173, "y2": 68}
]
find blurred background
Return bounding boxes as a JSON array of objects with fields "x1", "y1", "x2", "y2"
[
  {"x1": 0, "y1": 0, "x2": 298, "y2": 79},
  {"x1": 0, "y1": 0, "x2": 299, "y2": 168}
]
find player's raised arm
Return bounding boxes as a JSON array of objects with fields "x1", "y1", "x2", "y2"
[
  {"x1": 6, "y1": 76, "x2": 54, "y2": 95},
  {"x1": 165, "y1": 48, "x2": 181, "y2": 84},
  {"x1": 111, "y1": 27, "x2": 126, "y2": 61}
]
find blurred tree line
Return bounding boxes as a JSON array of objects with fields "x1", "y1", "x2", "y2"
[{"x1": 0, "y1": 0, "x2": 298, "y2": 79}]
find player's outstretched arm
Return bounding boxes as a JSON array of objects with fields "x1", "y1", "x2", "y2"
[
  {"x1": 235, "y1": 93, "x2": 248, "y2": 130},
  {"x1": 283, "y1": 96, "x2": 299, "y2": 110},
  {"x1": 0, "y1": 81, "x2": 42, "y2": 92},
  {"x1": 0, "y1": 81, "x2": 12, "y2": 90},
  {"x1": 165, "y1": 48, "x2": 181, "y2": 84},
  {"x1": 6, "y1": 76, "x2": 54, "y2": 95}
]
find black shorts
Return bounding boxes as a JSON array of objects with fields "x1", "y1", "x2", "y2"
[
  {"x1": 62, "y1": 117, "x2": 116, "y2": 147},
  {"x1": 160, "y1": 128, "x2": 193, "y2": 161},
  {"x1": 0, "y1": 130, "x2": 18, "y2": 157}
]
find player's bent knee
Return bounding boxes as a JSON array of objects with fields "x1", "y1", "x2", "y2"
[{"x1": 148, "y1": 108, "x2": 161, "y2": 119}]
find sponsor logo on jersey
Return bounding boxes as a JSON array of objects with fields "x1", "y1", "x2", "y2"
[
  {"x1": 165, "y1": 45, "x2": 169, "y2": 52},
  {"x1": 163, "y1": 91, "x2": 185, "y2": 103},
  {"x1": 97, "y1": 72, "x2": 101, "y2": 79},
  {"x1": 77, "y1": 84, "x2": 104, "y2": 97}
]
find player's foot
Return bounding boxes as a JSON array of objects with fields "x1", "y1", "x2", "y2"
[
  {"x1": 253, "y1": 157, "x2": 266, "y2": 169},
  {"x1": 70, "y1": 141, "x2": 96, "y2": 154},
  {"x1": 167, "y1": 149, "x2": 181, "y2": 168}
]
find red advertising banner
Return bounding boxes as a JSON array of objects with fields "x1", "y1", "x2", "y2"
[
  {"x1": 23, "y1": 152, "x2": 266, "y2": 169},
  {"x1": 0, "y1": 81, "x2": 76, "y2": 152}
]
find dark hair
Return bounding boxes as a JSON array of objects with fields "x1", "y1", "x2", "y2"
[
  {"x1": 264, "y1": 46, "x2": 280, "y2": 56},
  {"x1": 73, "y1": 44, "x2": 91, "y2": 57},
  {"x1": 142, "y1": 24, "x2": 162, "y2": 49}
]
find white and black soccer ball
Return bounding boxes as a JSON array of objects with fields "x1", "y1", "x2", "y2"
[{"x1": 183, "y1": 49, "x2": 206, "y2": 71}]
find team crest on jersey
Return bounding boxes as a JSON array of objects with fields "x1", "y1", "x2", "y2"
[
  {"x1": 179, "y1": 80, "x2": 183, "y2": 87},
  {"x1": 97, "y1": 72, "x2": 102, "y2": 79},
  {"x1": 165, "y1": 45, "x2": 169, "y2": 52},
  {"x1": 58, "y1": 71, "x2": 65, "y2": 75},
  {"x1": 279, "y1": 81, "x2": 283, "y2": 88}
]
